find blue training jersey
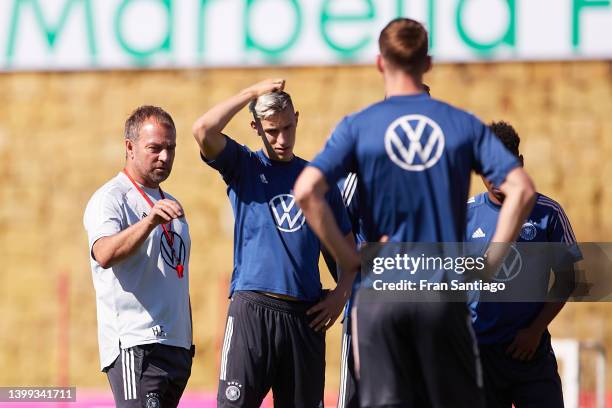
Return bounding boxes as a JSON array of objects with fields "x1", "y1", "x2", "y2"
[
  {"x1": 337, "y1": 173, "x2": 366, "y2": 314},
  {"x1": 205, "y1": 136, "x2": 351, "y2": 301},
  {"x1": 338, "y1": 172, "x2": 366, "y2": 245},
  {"x1": 310, "y1": 93, "x2": 520, "y2": 243},
  {"x1": 466, "y1": 192, "x2": 582, "y2": 344}
]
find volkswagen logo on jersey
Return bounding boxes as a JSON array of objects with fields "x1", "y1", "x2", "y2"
[
  {"x1": 493, "y1": 245, "x2": 523, "y2": 282},
  {"x1": 384, "y1": 114, "x2": 445, "y2": 171},
  {"x1": 269, "y1": 194, "x2": 306, "y2": 232},
  {"x1": 520, "y1": 221, "x2": 537, "y2": 241}
]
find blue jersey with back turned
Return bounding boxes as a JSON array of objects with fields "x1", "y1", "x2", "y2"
[
  {"x1": 466, "y1": 192, "x2": 582, "y2": 344},
  {"x1": 204, "y1": 136, "x2": 351, "y2": 301},
  {"x1": 310, "y1": 93, "x2": 519, "y2": 243}
]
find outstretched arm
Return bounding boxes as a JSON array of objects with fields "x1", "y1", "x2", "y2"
[{"x1": 192, "y1": 79, "x2": 285, "y2": 160}]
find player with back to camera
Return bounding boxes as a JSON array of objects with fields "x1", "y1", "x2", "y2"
[
  {"x1": 192, "y1": 79, "x2": 355, "y2": 408},
  {"x1": 294, "y1": 18, "x2": 536, "y2": 407},
  {"x1": 466, "y1": 121, "x2": 582, "y2": 408},
  {"x1": 333, "y1": 83, "x2": 431, "y2": 408},
  {"x1": 83, "y1": 106, "x2": 193, "y2": 408}
]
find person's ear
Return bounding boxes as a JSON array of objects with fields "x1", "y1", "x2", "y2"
[
  {"x1": 294, "y1": 111, "x2": 299, "y2": 124},
  {"x1": 125, "y1": 139, "x2": 134, "y2": 160},
  {"x1": 376, "y1": 54, "x2": 384, "y2": 73},
  {"x1": 251, "y1": 120, "x2": 264, "y2": 137}
]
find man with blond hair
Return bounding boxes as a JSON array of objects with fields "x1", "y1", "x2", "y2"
[{"x1": 193, "y1": 80, "x2": 354, "y2": 407}]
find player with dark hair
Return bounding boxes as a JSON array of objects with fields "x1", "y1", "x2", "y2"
[
  {"x1": 466, "y1": 121, "x2": 582, "y2": 408},
  {"x1": 192, "y1": 79, "x2": 354, "y2": 407},
  {"x1": 295, "y1": 18, "x2": 536, "y2": 407},
  {"x1": 83, "y1": 106, "x2": 193, "y2": 408},
  {"x1": 334, "y1": 82, "x2": 432, "y2": 408}
]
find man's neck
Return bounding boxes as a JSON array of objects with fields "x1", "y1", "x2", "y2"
[
  {"x1": 487, "y1": 191, "x2": 503, "y2": 206},
  {"x1": 123, "y1": 166, "x2": 158, "y2": 189},
  {"x1": 384, "y1": 71, "x2": 424, "y2": 97}
]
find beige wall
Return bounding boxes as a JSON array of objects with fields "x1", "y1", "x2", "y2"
[{"x1": 0, "y1": 62, "x2": 611, "y2": 391}]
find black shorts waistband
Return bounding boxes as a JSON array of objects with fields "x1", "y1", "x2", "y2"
[{"x1": 234, "y1": 291, "x2": 318, "y2": 314}]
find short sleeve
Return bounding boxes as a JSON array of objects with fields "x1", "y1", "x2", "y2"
[
  {"x1": 471, "y1": 116, "x2": 520, "y2": 188},
  {"x1": 201, "y1": 135, "x2": 248, "y2": 185},
  {"x1": 547, "y1": 202, "x2": 583, "y2": 263},
  {"x1": 309, "y1": 116, "x2": 357, "y2": 186},
  {"x1": 326, "y1": 184, "x2": 352, "y2": 236},
  {"x1": 339, "y1": 173, "x2": 361, "y2": 236},
  {"x1": 83, "y1": 190, "x2": 124, "y2": 254}
]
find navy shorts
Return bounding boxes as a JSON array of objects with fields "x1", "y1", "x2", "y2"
[
  {"x1": 479, "y1": 331, "x2": 563, "y2": 408},
  {"x1": 337, "y1": 310, "x2": 359, "y2": 408},
  {"x1": 105, "y1": 343, "x2": 193, "y2": 408},
  {"x1": 354, "y1": 292, "x2": 485, "y2": 408},
  {"x1": 217, "y1": 291, "x2": 326, "y2": 408}
]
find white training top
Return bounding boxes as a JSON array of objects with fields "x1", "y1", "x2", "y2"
[{"x1": 83, "y1": 172, "x2": 192, "y2": 370}]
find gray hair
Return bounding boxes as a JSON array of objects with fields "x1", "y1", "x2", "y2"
[{"x1": 248, "y1": 91, "x2": 294, "y2": 119}]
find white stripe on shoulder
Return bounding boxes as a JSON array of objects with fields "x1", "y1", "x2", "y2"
[
  {"x1": 342, "y1": 173, "x2": 357, "y2": 205},
  {"x1": 536, "y1": 196, "x2": 577, "y2": 243},
  {"x1": 537, "y1": 196, "x2": 577, "y2": 242},
  {"x1": 467, "y1": 196, "x2": 476, "y2": 204},
  {"x1": 345, "y1": 176, "x2": 358, "y2": 207}
]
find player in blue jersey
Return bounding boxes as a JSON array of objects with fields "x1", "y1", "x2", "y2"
[
  {"x1": 466, "y1": 121, "x2": 581, "y2": 408},
  {"x1": 333, "y1": 173, "x2": 364, "y2": 408},
  {"x1": 333, "y1": 85, "x2": 432, "y2": 408},
  {"x1": 294, "y1": 19, "x2": 536, "y2": 407},
  {"x1": 192, "y1": 79, "x2": 355, "y2": 408}
]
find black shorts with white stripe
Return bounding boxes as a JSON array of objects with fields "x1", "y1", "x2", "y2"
[
  {"x1": 105, "y1": 343, "x2": 193, "y2": 408},
  {"x1": 337, "y1": 311, "x2": 359, "y2": 408},
  {"x1": 218, "y1": 291, "x2": 325, "y2": 408}
]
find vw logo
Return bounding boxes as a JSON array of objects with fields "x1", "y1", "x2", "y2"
[
  {"x1": 269, "y1": 194, "x2": 305, "y2": 232},
  {"x1": 384, "y1": 114, "x2": 445, "y2": 171},
  {"x1": 493, "y1": 245, "x2": 523, "y2": 282}
]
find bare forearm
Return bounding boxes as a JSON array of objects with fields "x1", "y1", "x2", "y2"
[
  {"x1": 307, "y1": 200, "x2": 356, "y2": 268},
  {"x1": 491, "y1": 168, "x2": 536, "y2": 243},
  {"x1": 92, "y1": 218, "x2": 156, "y2": 268},
  {"x1": 491, "y1": 189, "x2": 535, "y2": 243},
  {"x1": 333, "y1": 233, "x2": 358, "y2": 295},
  {"x1": 194, "y1": 88, "x2": 254, "y2": 137},
  {"x1": 529, "y1": 302, "x2": 565, "y2": 334},
  {"x1": 192, "y1": 89, "x2": 255, "y2": 158}
]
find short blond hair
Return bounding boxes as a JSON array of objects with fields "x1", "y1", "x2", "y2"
[{"x1": 248, "y1": 91, "x2": 294, "y2": 119}]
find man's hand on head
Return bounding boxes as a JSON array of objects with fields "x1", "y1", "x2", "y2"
[{"x1": 247, "y1": 78, "x2": 286, "y2": 99}]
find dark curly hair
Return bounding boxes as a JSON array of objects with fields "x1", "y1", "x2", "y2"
[{"x1": 488, "y1": 121, "x2": 520, "y2": 157}]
